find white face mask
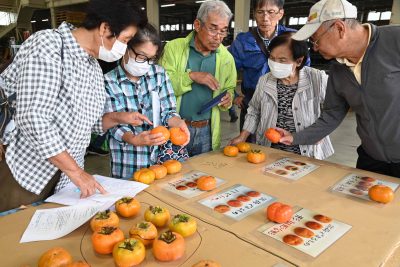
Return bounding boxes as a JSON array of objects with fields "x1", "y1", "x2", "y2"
[
  {"x1": 268, "y1": 59, "x2": 294, "y2": 79},
  {"x1": 98, "y1": 36, "x2": 127, "y2": 62},
  {"x1": 124, "y1": 55, "x2": 152, "y2": 77}
]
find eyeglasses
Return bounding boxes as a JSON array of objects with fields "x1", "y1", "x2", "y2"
[
  {"x1": 201, "y1": 23, "x2": 229, "y2": 38},
  {"x1": 308, "y1": 23, "x2": 335, "y2": 48},
  {"x1": 130, "y1": 48, "x2": 157, "y2": 64},
  {"x1": 255, "y1": 9, "x2": 281, "y2": 18}
]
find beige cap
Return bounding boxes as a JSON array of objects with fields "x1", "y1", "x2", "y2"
[{"x1": 292, "y1": 0, "x2": 357, "y2": 41}]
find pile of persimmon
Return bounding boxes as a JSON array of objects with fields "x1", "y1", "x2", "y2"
[
  {"x1": 149, "y1": 164, "x2": 168, "y2": 179},
  {"x1": 197, "y1": 175, "x2": 217, "y2": 191},
  {"x1": 133, "y1": 160, "x2": 182, "y2": 185},
  {"x1": 162, "y1": 159, "x2": 182, "y2": 174},
  {"x1": 247, "y1": 150, "x2": 266, "y2": 164},
  {"x1": 223, "y1": 145, "x2": 239, "y2": 157},
  {"x1": 368, "y1": 185, "x2": 394, "y2": 204},
  {"x1": 266, "y1": 202, "x2": 293, "y2": 223},
  {"x1": 133, "y1": 168, "x2": 156, "y2": 184},
  {"x1": 264, "y1": 128, "x2": 281, "y2": 143},
  {"x1": 38, "y1": 247, "x2": 89, "y2": 267}
]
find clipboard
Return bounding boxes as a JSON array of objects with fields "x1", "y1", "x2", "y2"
[{"x1": 197, "y1": 91, "x2": 227, "y2": 115}]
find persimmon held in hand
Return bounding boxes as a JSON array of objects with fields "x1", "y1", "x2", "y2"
[
  {"x1": 236, "y1": 142, "x2": 251, "y2": 153},
  {"x1": 266, "y1": 202, "x2": 293, "y2": 223},
  {"x1": 162, "y1": 160, "x2": 182, "y2": 174},
  {"x1": 170, "y1": 127, "x2": 188, "y2": 146},
  {"x1": 197, "y1": 175, "x2": 217, "y2": 191},
  {"x1": 150, "y1": 126, "x2": 170, "y2": 141},
  {"x1": 38, "y1": 247, "x2": 73, "y2": 267},
  {"x1": 265, "y1": 128, "x2": 281, "y2": 143},
  {"x1": 247, "y1": 150, "x2": 266, "y2": 164},
  {"x1": 133, "y1": 168, "x2": 156, "y2": 185},
  {"x1": 223, "y1": 145, "x2": 239, "y2": 157},
  {"x1": 91, "y1": 227, "x2": 125, "y2": 255},
  {"x1": 115, "y1": 197, "x2": 141, "y2": 218},
  {"x1": 153, "y1": 231, "x2": 185, "y2": 262},
  {"x1": 368, "y1": 185, "x2": 394, "y2": 204},
  {"x1": 90, "y1": 210, "x2": 120, "y2": 232},
  {"x1": 149, "y1": 165, "x2": 168, "y2": 179}
]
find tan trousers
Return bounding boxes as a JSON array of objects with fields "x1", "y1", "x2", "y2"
[{"x1": 0, "y1": 153, "x2": 61, "y2": 212}]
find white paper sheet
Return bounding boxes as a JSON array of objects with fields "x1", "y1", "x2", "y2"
[
  {"x1": 151, "y1": 90, "x2": 161, "y2": 127},
  {"x1": 46, "y1": 175, "x2": 148, "y2": 206},
  {"x1": 20, "y1": 203, "x2": 108, "y2": 243}
]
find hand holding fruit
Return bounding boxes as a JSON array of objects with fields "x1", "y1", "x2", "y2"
[
  {"x1": 273, "y1": 127, "x2": 293, "y2": 145},
  {"x1": 168, "y1": 116, "x2": 190, "y2": 146},
  {"x1": 132, "y1": 131, "x2": 167, "y2": 146}
]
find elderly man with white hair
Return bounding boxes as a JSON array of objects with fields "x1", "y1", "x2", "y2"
[
  {"x1": 160, "y1": 0, "x2": 236, "y2": 156},
  {"x1": 277, "y1": 0, "x2": 400, "y2": 178}
]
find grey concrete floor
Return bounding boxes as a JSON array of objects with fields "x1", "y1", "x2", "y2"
[{"x1": 84, "y1": 110, "x2": 360, "y2": 176}]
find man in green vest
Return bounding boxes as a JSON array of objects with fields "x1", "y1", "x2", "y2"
[{"x1": 160, "y1": 0, "x2": 237, "y2": 156}]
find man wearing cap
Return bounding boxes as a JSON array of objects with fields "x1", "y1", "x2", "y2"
[{"x1": 277, "y1": 0, "x2": 400, "y2": 178}]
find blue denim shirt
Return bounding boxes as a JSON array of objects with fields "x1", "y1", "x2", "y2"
[{"x1": 228, "y1": 25, "x2": 311, "y2": 101}]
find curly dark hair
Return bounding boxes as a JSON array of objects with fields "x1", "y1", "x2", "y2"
[{"x1": 82, "y1": 0, "x2": 148, "y2": 36}]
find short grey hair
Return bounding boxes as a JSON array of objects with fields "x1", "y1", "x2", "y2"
[
  {"x1": 196, "y1": 0, "x2": 233, "y2": 23},
  {"x1": 321, "y1": 18, "x2": 360, "y2": 30}
]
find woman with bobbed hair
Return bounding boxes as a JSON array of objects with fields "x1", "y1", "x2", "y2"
[
  {"x1": 229, "y1": 32, "x2": 333, "y2": 159},
  {"x1": 0, "y1": 0, "x2": 148, "y2": 212},
  {"x1": 104, "y1": 24, "x2": 190, "y2": 179}
]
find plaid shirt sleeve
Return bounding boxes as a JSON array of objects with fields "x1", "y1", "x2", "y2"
[
  {"x1": 157, "y1": 66, "x2": 180, "y2": 125},
  {"x1": 15, "y1": 55, "x2": 66, "y2": 159},
  {"x1": 104, "y1": 78, "x2": 133, "y2": 142}
]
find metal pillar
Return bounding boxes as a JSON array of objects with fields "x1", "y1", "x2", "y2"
[
  {"x1": 234, "y1": 0, "x2": 251, "y2": 38},
  {"x1": 390, "y1": 0, "x2": 400, "y2": 24},
  {"x1": 146, "y1": 0, "x2": 159, "y2": 31}
]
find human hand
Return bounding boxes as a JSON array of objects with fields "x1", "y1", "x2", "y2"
[
  {"x1": 168, "y1": 117, "x2": 191, "y2": 146},
  {"x1": 274, "y1": 127, "x2": 294, "y2": 145},
  {"x1": 120, "y1": 112, "x2": 153, "y2": 127},
  {"x1": 228, "y1": 135, "x2": 246, "y2": 146},
  {"x1": 133, "y1": 131, "x2": 167, "y2": 146},
  {"x1": 67, "y1": 169, "x2": 107, "y2": 198},
  {"x1": 219, "y1": 92, "x2": 232, "y2": 108},
  {"x1": 189, "y1": 71, "x2": 219, "y2": 90},
  {"x1": 234, "y1": 95, "x2": 245, "y2": 109}
]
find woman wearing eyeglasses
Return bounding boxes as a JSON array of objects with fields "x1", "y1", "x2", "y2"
[
  {"x1": 228, "y1": 0, "x2": 310, "y2": 143},
  {"x1": 229, "y1": 32, "x2": 333, "y2": 160},
  {"x1": 104, "y1": 24, "x2": 190, "y2": 179}
]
